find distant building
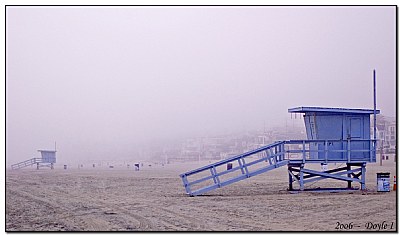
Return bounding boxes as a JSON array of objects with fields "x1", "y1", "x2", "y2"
[
  {"x1": 374, "y1": 115, "x2": 396, "y2": 154},
  {"x1": 385, "y1": 120, "x2": 396, "y2": 153}
]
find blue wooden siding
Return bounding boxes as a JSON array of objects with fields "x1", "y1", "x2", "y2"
[{"x1": 301, "y1": 112, "x2": 374, "y2": 162}]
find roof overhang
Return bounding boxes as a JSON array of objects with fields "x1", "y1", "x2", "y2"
[{"x1": 288, "y1": 106, "x2": 380, "y2": 115}]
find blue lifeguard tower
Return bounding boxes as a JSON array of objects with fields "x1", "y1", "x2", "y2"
[
  {"x1": 37, "y1": 150, "x2": 57, "y2": 169},
  {"x1": 286, "y1": 107, "x2": 378, "y2": 191},
  {"x1": 180, "y1": 69, "x2": 382, "y2": 196},
  {"x1": 179, "y1": 106, "x2": 378, "y2": 195}
]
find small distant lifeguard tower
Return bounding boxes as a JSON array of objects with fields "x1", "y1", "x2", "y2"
[
  {"x1": 180, "y1": 72, "x2": 380, "y2": 196},
  {"x1": 11, "y1": 149, "x2": 57, "y2": 170},
  {"x1": 36, "y1": 150, "x2": 57, "y2": 169}
]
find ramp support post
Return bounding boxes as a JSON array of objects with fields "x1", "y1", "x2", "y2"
[
  {"x1": 361, "y1": 163, "x2": 366, "y2": 190},
  {"x1": 288, "y1": 169, "x2": 293, "y2": 191},
  {"x1": 299, "y1": 164, "x2": 305, "y2": 191},
  {"x1": 347, "y1": 164, "x2": 351, "y2": 188}
]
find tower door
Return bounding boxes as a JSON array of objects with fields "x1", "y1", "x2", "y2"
[{"x1": 345, "y1": 116, "x2": 366, "y2": 160}]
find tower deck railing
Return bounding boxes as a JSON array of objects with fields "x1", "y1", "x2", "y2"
[{"x1": 284, "y1": 139, "x2": 376, "y2": 163}]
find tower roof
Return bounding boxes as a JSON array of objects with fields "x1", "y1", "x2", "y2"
[
  {"x1": 288, "y1": 106, "x2": 380, "y2": 114},
  {"x1": 37, "y1": 150, "x2": 57, "y2": 153}
]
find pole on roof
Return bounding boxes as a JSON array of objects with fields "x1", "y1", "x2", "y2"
[
  {"x1": 373, "y1": 69, "x2": 382, "y2": 166},
  {"x1": 373, "y1": 70, "x2": 377, "y2": 140}
]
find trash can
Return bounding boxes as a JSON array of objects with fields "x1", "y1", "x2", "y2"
[
  {"x1": 377, "y1": 172, "x2": 390, "y2": 192},
  {"x1": 227, "y1": 163, "x2": 233, "y2": 170},
  {"x1": 321, "y1": 163, "x2": 328, "y2": 171}
]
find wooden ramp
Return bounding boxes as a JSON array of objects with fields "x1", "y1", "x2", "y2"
[
  {"x1": 179, "y1": 141, "x2": 288, "y2": 196},
  {"x1": 11, "y1": 158, "x2": 43, "y2": 170}
]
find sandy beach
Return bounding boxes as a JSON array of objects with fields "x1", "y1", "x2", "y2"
[{"x1": 6, "y1": 160, "x2": 396, "y2": 231}]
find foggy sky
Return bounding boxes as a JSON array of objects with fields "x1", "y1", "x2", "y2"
[{"x1": 6, "y1": 6, "x2": 396, "y2": 164}]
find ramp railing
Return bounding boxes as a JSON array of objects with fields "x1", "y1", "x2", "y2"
[
  {"x1": 11, "y1": 158, "x2": 43, "y2": 170},
  {"x1": 179, "y1": 141, "x2": 287, "y2": 196}
]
